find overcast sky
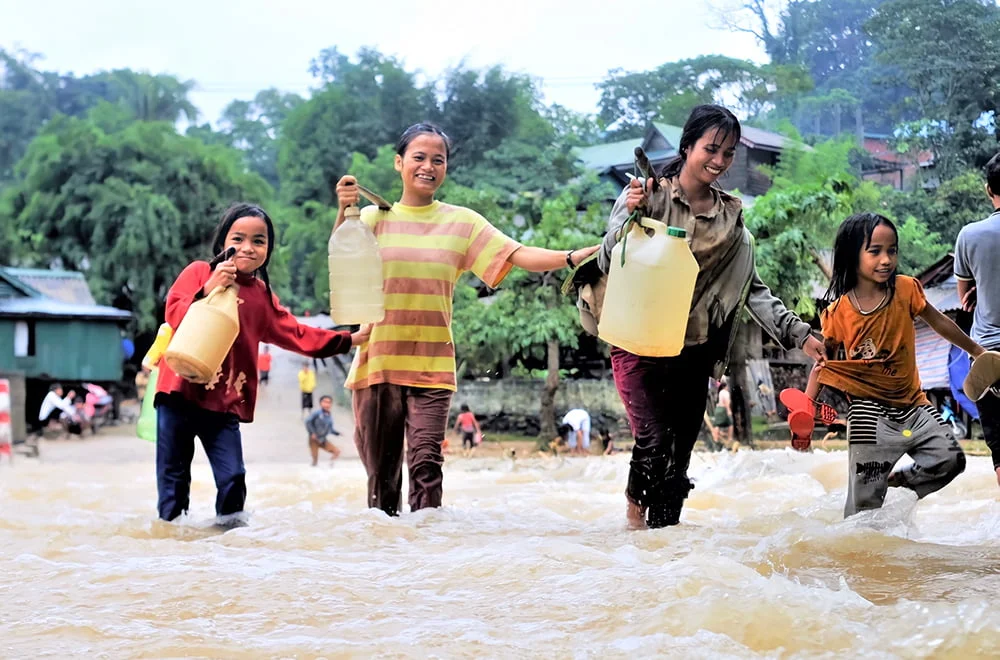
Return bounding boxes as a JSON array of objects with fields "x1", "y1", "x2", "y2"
[{"x1": 1, "y1": 0, "x2": 767, "y2": 125}]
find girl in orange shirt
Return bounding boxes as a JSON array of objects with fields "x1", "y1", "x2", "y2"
[{"x1": 812, "y1": 212, "x2": 984, "y2": 517}]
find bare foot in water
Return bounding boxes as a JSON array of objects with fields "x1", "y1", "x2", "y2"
[{"x1": 626, "y1": 501, "x2": 647, "y2": 530}]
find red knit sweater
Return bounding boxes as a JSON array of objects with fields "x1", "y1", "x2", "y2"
[{"x1": 156, "y1": 262, "x2": 352, "y2": 422}]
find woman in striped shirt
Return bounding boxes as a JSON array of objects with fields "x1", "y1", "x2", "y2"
[{"x1": 334, "y1": 122, "x2": 598, "y2": 516}]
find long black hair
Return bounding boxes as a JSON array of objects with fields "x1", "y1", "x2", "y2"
[
  {"x1": 659, "y1": 105, "x2": 741, "y2": 179},
  {"x1": 211, "y1": 202, "x2": 277, "y2": 308},
  {"x1": 824, "y1": 212, "x2": 898, "y2": 302},
  {"x1": 396, "y1": 122, "x2": 452, "y2": 158}
]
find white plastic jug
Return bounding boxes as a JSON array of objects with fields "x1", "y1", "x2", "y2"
[
  {"x1": 598, "y1": 220, "x2": 698, "y2": 357},
  {"x1": 328, "y1": 205, "x2": 385, "y2": 324}
]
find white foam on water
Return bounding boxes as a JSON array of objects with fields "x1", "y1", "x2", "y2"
[{"x1": 3, "y1": 449, "x2": 1000, "y2": 657}]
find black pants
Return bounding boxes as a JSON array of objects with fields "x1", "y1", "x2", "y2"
[
  {"x1": 611, "y1": 343, "x2": 715, "y2": 528},
  {"x1": 156, "y1": 396, "x2": 246, "y2": 521},
  {"x1": 976, "y1": 388, "x2": 1000, "y2": 470}
]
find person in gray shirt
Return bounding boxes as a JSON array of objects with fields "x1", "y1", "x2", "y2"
[
  {"x1": 305, "y1": 395, "x2": 341, "y2": 465},
  {"x1": 954, "y1": 152, "x2": 1000, "y2": 486}
]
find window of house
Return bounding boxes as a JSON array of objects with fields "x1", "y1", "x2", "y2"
[{"x1": 14, "y1": 321, "x2": 36, "y2": 357}]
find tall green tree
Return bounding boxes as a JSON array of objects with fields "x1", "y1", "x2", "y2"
[
  {"x1": 2, "y1": 113, "x2": 269, "y2": 331},
  {"x1": 0, "y1": 49, "x2": 52, "y2": 184},
  {"x1": 452, "y1": 191, "x2": 606, "y2": 441},
  {"x1": 278, "y1": 47, "x2": 430, "y2": 206},
  {"x1": 1, "y1": 50, "x2": 202, "y2": 183},
  {"x1": 886, "y1": 168, "x2": 991, "y2": 246},
  {"x1": 718, "y1": 0, "x2": 897, "y2": 135},
  {"x1": 596, "y1": 55, "x2": 812, "y2": 136},
  {"x1": 867, "y1": 0, "x2": 1000, "y2": 177},
  {"x1": 204, "y1": 88, "x2": 304, "y2": 189}
]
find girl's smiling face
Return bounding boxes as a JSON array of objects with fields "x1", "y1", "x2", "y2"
[
  {"x1": 395, "y1": 133, "x2": 448, "y2": 202},
  {"x1": 858, "y1": 222, "x2": 898, "y2": 286},
  {"x1": 224, "y1": 215, "x2": 269, "y2": 274},
  {"x1": 684, "y1": 127, "x2": 738, "y2": 186}
]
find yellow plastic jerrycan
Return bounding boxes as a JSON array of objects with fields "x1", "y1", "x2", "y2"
[
  {"x1": 163, "y1": 285, "x2": 241, "y2": 383},
  {"x1": 142, "y1": 323, "x2": 173, "y2": 370},
  {"x1": 598, "y1": 220, "x2": 698, "y2": 357},
  {"x1": 328, "y1": 205, "x2": 385, "y2": 324}
]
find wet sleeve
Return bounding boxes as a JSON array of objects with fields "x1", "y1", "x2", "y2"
[
  {"x1": 164, "y1": 262, "x2": 212, "y2": 329},
  {"x1": 598, "y1": 186, "x2": 632, "y2": 274},
  {"x1": 462, "y1": 210, "x2": 521, "y2": 288},
  {"x1": 746, "y1": 269, "x2": 813, "y2": 350},
  {"x1": 264, "y1": 294, "x2": 353, "y2": 357},
  {"x1": 304, "y1": 411, "x2": 319, "y2": 436}
]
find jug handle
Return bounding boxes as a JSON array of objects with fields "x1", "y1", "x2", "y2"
[
  {"x1": 203, "y1": 285, "x2": 233, "y2": 303},
  {"x1": 618, "y1": 210, "x2": 642, "y2": 268}
]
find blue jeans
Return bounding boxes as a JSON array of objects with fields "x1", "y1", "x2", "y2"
[{"x1": 155, "y1": 396, "x2": 246, "y2": 521}]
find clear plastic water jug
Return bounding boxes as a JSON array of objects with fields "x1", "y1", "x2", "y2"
[
  {"x1": 329, "y1": 205, "x2": 385, "y2": 324},
  {"x1": 598, "y1": 221, "x2": 698, "y2": 357},
  {"x1": 163, "y1": 285, "x2": 241, "y2": 383}
]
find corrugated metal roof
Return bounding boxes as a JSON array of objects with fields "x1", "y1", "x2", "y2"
[
  {"x1": 0, "y1": 297, "x2": 131, "y2": 321},
  {"x1": 0, "y1": 268, "x2": 42, "y2": 298},
  {"x1": 575, "y1": 138, "x2": 642, "y2": 170},
  {"x1": 4, "y1": 268, "x2": 97, "y2": 305},
  {"x1": 651, "y1": 122, "x2": 683, "y2": 149},
  {"x1": 915, "y1": 318, "x2": 950, "y2": 389},
  {"x1": 924, "y1": 275, "x2": 961, "y2": 313},
  {"x1": 741, "y1": 126, "x2": 793, "y2": 151}
]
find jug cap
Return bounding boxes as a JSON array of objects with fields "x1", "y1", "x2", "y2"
[
  {"x1": 667, "y1": 227, "x2": 687, "y2": 238},
  {"x1": 345, "y1": 205, "x2": 361, "y2": 219}
]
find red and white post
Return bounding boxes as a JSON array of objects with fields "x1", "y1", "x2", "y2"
[{"x1": 0, "y1": 379, "x2": 12, "y2": 462}]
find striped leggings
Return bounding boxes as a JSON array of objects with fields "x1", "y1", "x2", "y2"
[{"x1": 844, "y1": 399, "x2": 965, "y2": 517}]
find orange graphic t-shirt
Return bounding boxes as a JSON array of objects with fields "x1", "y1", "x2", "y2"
[{"x1": 817, "y1": 275, "x2": 929, "y2": 408}]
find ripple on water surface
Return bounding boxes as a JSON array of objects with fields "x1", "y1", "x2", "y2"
[{"x1": 3, "y1": 450, "x2": 1000, "y2": 658}]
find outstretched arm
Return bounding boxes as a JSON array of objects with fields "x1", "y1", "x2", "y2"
[
  {"x1": 918, "y1": 303, "x2": 984, "y2": 357},
  {"x1": 508, "y1": 245, "x2": 600, "y2": 272}
]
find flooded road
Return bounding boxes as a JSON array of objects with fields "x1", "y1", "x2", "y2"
[{"x1": 3, "y1": 443, "x2": 1000, "y2": 659}]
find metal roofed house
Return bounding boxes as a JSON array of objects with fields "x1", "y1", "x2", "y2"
[
  {"x1": 576, "y1": 121, "x2": 806, "y2": 201},
  {"x1": 2, "y1": 267, "x2": 99, "y2": 305},
  {"x1": 0, "y1": 266, "x2": 132, "y2": 444}
]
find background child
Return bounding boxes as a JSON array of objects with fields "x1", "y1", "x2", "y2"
[
  {"x1": 561, "y1": 408, "x2": 592, "y2": 456},
  {"x1": 814, "y1": 212, "x2": 984, "y2": 517},
  {"x1": 36, "y1": 383, "x2": 76, "y2": 438},
  {"x1": 452, "y1": 403, "x2": 480, "y2": 455},
  {"x1": 258, "y1": 345, "x2": 272, "y2": 386},
  {"x1": 298, "y1": 360, "x2": 316, "y2": 419},
  {"x1": 711, "y1": 380, "x2": 733, "y2": 449},
  {"x1": 305, "y1": 395, "x2": 341, "y2": 465},
  {"x1": 155, "y1": 202, "x2": 366, "y2": 524}
]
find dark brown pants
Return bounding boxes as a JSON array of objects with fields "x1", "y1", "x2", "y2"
[
  {"x1": 352, "y1": 383, "x2": 453, "y2": 516},
  {"x1": 611, "y1": 343, "x2": 715, "y2": 528}
]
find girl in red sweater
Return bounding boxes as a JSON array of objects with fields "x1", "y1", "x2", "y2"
[{"x1": 155, "y1": 203, "x2": 367, "y2": 524}]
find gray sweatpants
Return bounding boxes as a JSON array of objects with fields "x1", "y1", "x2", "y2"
[{"x1": 845, "y1": 400, "x2": 966, "y2": 518}]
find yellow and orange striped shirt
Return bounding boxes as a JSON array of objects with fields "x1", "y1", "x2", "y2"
[{"x1": 345, "y1": 201, "x2": 521, "y2": 391}]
